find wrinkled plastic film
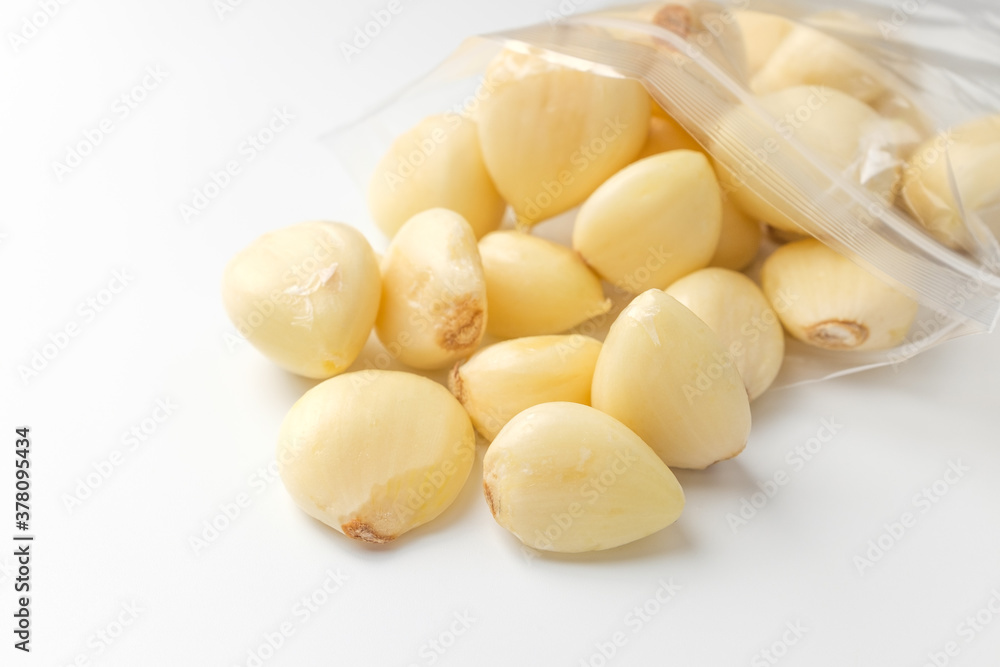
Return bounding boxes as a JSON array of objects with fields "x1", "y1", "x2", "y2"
[
  {"x1": 325, "y1": 0, "x2": 1000, "y2": 386},
  {"x1": 489, "y1": 15, "x2": 1000, "y2": 322}
]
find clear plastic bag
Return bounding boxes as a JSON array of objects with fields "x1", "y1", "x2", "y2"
[{"x1": 325, "y1": 0, "x2": 1000, "y2": 387}]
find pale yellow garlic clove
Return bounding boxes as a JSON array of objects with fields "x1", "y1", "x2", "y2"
[
  {"x1": 368, "y1": 114, "x2": 505, "y2": 239},
  {"x1": 902, "y1": 114, "x2": 1000, "y2": 249},
  {"x1": 482, "y1": 402, "x2": 685, "y2": 553},
  {"x1": 734, "y1": 10, "x2": 794, "y2": 78},
  {"x1": 710, "y1": 196, "x2": 763, "y2": 271},
  {"x1": 635, "y1": 114, "x2": 703, "y2": 160},
  {"x1": 478, "y1": 231, "x2": 610, "y2": 339},
  {"x1": 277, "y1": 370, "x2": 475, "y2": 544},
  {"x1": 221, "y1": 221, "x2": 380, "y2": 379},
  {"x1": 760, "y1": 239, "x2": 919, "y2": 351},
  {"x1": 476, "y1": 49, "x2": 649, "y2": 226},
  {"x1": 649, "y1": 96, "x2": 670, "y2": 119},
  {"x1": 665, "y1": 268, "x2": 783, "y2": 400},
  {"x1": 450, "y1": 335, "x2": 602, "y2": 441},
  {"x1": 751, "y1": 25, "x2": 885, "y2": 103},
  {"x1": 631, "y1": 121, "x2": 759, "y2": 269},
  {"x1": 376, "y1": 208, "x2": 487, "y2": 370},
  {"x1": 591, "y1": 289, "x2": 751, "y2": 470},
  {"x1": 713, "y1": 86, "x2": 901, "y2": 234},
  {"x1": 573, "y1": 150, "x2": 722, "y2": 292}
]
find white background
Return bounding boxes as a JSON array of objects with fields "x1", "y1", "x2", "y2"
[{"x1": 3, "y1": 0, "x2": 1000, "y2": 665}]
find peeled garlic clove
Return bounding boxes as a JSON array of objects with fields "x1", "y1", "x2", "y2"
[
  {"x1": 376, "y1": 208, "x2": 487, "y2": 370},
  {"x1": 751, "y1": 25, "x2": 885, "y2": 103},
  {"x1": 477, "y1": 49, "x2": 649, "y2": 226},
  {"x1": 760, "y1": 239, "x2": 919, "y2": 351},
  {"x1": 368, "y1": 114, "x2": 506, "y2": 239},
  {"x1": 713, "y1": 86, "x2": 900, "y2": 234},
  {"x1": 665, "y1": 268, "x2": 783, "y2": 400},
  {"x1": 450, "y1": 335, "x2": 602, "y2": 441},
  {"x1": 636, "y1": 114, "x2": 703, "y2": 160},
  {"x1": 483, "y1": 402, "x2": 684, "y2": 553},
  {"x1": 478, "y1": 231, "x2": 610, "y2": 339},
  {"x1": 902, "y1": 114, "x2": 1000, "y2": 249},
  {"x1": 710, "y1": 195, "x2": 763, "y2": 271},
  {"x1": 278, "y1": 370, "x2": 475, "y2": 544},
  {"x1": 591, "y1": 289, "x2": 751, "y2": 469},
  {"x1": 221, "y1": 221, "x2": 380, "y2": 379},
  {"x1": 649, "y1": 96, "x2": 670, "y2": 119},
  {"x1": 574, "y1": 150, "x2": 722, "y2": 292},
  {"x1": 633, "y1": 120, "x2": 759, "y2": 269},
  {"x1": 734, "y1": 10, "x2": 794, "y2": 77}
]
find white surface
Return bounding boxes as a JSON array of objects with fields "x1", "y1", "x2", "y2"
[{"x1": 3, "y1": 1, "x2": 1000, "y2": 666}]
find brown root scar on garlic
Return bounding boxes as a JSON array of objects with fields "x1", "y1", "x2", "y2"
[
  {"x1": 341, "y1": 519, "x2": 396, "y2": 544},
  {"x1": 806, "y1": 320, "x2": 870, "y2": 350},
  {"x1": 438, "y1": 295, "x2": 484, "y2": 351}
]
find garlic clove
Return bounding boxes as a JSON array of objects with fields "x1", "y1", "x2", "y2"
[
  {"x1": 368, "y1": 114, "x2": 506, "y2": 240},
  {"x1": 713, "y1": 86, "x2": 901, "y2": 234},
  {"x1": 591, "y1": 289, "x2": 751, "y2": 469},
  {"x1": 710, "y1": 195, "x2": 763, "y2": 271},
  {"x1": 902, "y1": 114, "x2": 1000, "y2": 249},
  {"x1": 476, "y1": 49, "x2": 649, "y2": 226},
  {"x1": 450, "y1": 335, "x2": 602, "y2": 441},
  {"x1": 483, "y1": 402, "x2": 685, "y2": 553},
  {"x1": 665, "y1": 268, "x2": 783, "y2": 400},
  {"x1": 375, "y1": 208, "x2": 487, "y2": 370},
  {"x1": 734, "y1": 10, "x2": 794, "y2": 77},
  {"x1": 760, "y1": 239, "x2": 919, "y2": 351},
  {"x1": 221, "y1": 221, "x2": 381, "y2": 379},
  {"x1": 751, "y1": 25, "x2": 885, "y2": 103},
  {"x1": 649, "y1": 96, "x2": 670, "y2": 119},
  {"x1": 573, "y1": 150, "x2": 722, "y2": 292},
  {"x1": 630, "y1": 121, "x2": 759, "y2": 270},
  {"x1": 277, "y1": 370, "x2": 475, "y2": 544},
  {"x1": 635, "y1": 113, "x2": 703, "y2": 160},
  {"x1": 478, "y1": 230, "x2": 610, "y2": 339}
]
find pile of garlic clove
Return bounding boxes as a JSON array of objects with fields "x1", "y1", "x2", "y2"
[{"x1": 222, "y1": 16, "x2": 997, "y2": 554}]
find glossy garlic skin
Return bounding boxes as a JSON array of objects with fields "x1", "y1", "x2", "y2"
[
  {"x1": 277, "y1": 370, "x2": 475, "y2": 544},
  {"x1": 368, "y1": 113, "x2": 505, "y2": 240},
  {"x1": 592, "y1": 290, "x2": 752, "y2": 470},
  {"x1": 450, "y1": 335, "x2": 602, "y2": 441},
  {"x1": 666, "y1": 268, "x2": 783, "y2": 401},
  {"x1": 761, "y1": 239, "x2": 919, "y2": 352},
  {"x1": 479, "y1": 231, "x2": 610, "y2": 339},
  {"x1": 376, "y1": 208, "x2": 487, "y2": 370},
  {"x1": 221, "y1": 221, "x2": 381, "y2": 379},
  {"x1": 483, "y1": 402, "x2": 685, "y2": 553},
  {"x1": 574, "y1": 150, "x2": 722, "y2": 292},
  {"x1": 632, "y1": 114, "x2": 762, "y2": 271},
  {"x1": 477, "y1": 49, "x2": 650, "y2": 226}
]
